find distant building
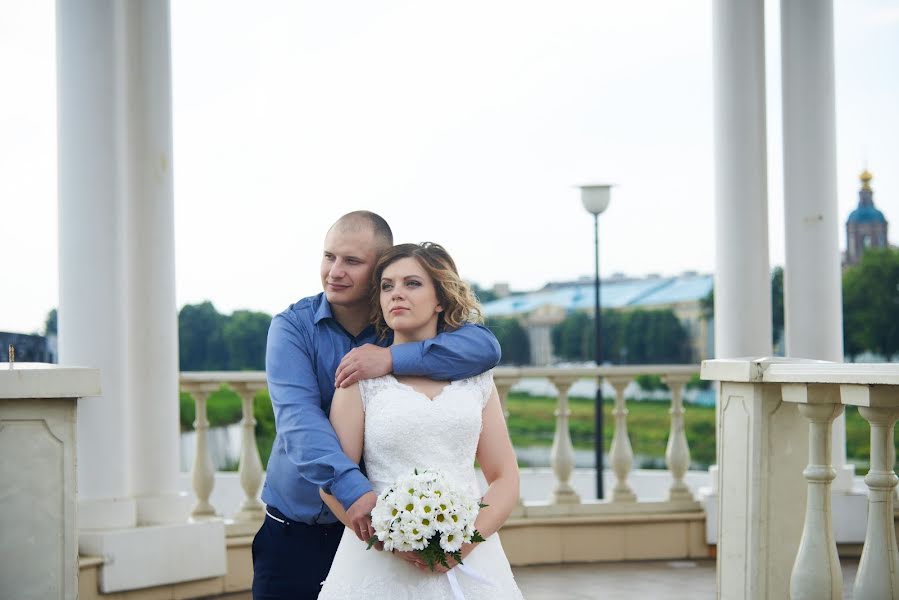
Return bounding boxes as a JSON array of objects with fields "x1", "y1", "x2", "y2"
[
  {"x1": 0, "y1": 332, "x2": 57, "y2": 363},
  {"x1": 845, "y1": 169, "x2": 889, "y2": 266},
  {"x1": 482, "y1": 273, "x2": 714, "y2": 365}
]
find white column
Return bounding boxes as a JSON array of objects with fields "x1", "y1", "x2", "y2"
[
  {"x1": 57, "y1": 0, "x2": 135, "y2": 531},
  {"x1": 712, "y1": 0, "x2": 772, "y2": 359},
  {"x1": 59, "y1": 0, "x2": 186, "y2": 529},
  {"x1": 57, "y1": 2, "x2": 222, "y2": 592},
  {"x1": 122, "y1": 1, "x2": 187, "y2": 524},
  {"x1": 780, "y1": 0, "x2": 851, "y2": 489}
]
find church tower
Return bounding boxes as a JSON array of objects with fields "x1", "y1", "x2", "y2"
[{"x1": 845, "y1": 170, "x2": 888, "y2": 266}]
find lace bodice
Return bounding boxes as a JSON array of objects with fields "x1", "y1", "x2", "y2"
[{"x1": 358, "y1": 370, "x2": 493, "y2": 497}]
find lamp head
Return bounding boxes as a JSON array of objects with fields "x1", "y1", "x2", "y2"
[{"x1": 579, "y1": 184, "x2": 613, "y2": 215}]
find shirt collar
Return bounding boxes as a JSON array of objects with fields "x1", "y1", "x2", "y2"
[
  {"x1": 313, "y1": 293, "x2": 335, "y2": 324},
  {"x1": 314, "y1": 293, "x2": 378, "y2": 341}
]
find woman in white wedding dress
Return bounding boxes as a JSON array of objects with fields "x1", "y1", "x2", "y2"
[{"x1": 319, "y1": 242, "x2": 524, "y2": 599}]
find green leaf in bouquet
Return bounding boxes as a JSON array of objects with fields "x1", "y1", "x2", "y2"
[
  {"x1": 470, "y1": 529, "x2": 486, "y2": 544},
  {"x1": 366, "y1": 535, "x2": 379, "y2": 550}
]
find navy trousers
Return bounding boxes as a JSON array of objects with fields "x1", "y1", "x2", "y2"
[{"x1": 252, "y1": 506, "x2": 344, "y2": 600}]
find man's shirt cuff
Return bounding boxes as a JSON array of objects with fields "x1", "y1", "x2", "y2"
[
  {"x1": 330, "y1": 469, "x2": 373, "y2": 511},
  {"x1": 390, "y1": 342, "x2": 420, "y2": 376}
]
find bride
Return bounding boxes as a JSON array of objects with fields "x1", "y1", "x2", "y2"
[{"x1": 319, "y1": 242, "x2": 524, "y2": 599}]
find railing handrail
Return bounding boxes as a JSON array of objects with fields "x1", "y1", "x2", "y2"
[
  {"x1": 764, "y1": 362, "x2": 899, "y2": 385},
  {"x1": 178, "y1": 364, "x2": 702, "y2": 387},
  {"x1": 702, "y1": 357, "x2": 899, "y2": 386}
]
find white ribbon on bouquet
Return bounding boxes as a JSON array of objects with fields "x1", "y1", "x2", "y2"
[{"x1": 445, "y1": 563, "x2": 496, "y2": 600}]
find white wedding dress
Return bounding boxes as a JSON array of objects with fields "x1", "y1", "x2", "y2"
[{"x1": 319, "y1": 371, "x2": 525, "y2": 599}]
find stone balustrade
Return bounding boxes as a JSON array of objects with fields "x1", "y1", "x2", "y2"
[
  {"x1": 703, "y1": 358, "x2": 899, "y2": 600},
  {"x1": 180, "y1": 372, "x2": 267, "y2": 534},
  {"x1": 180, "y1": 364, "x2": 703, "y2": 527}
]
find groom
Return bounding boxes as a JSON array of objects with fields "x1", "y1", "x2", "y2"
[{"x1": 253, "y1": 211, "x2": 501, "y2": 599}]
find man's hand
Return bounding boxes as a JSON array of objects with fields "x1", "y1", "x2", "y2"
[
  {"x1": 335, "y1": 344, "x2": 392, "y2": 388},
  {"x1": 346, "y1": 491, "x2": 378, "y2": 543}
]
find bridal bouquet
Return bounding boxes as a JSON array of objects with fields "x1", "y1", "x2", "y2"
[{"x1": 367, "y1": 468, "x2": 486, "y2": 570}]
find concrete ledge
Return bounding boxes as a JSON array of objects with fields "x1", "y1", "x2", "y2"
[
  {"x1": 501, "y1": 510, "x2": 708, "y2": 566},
  {"x1": 79, "y1": 534, "x2": 252, "y2": 600},
  {"x1": 79, "y1": 520, "x2": 226, "y2": 593}
]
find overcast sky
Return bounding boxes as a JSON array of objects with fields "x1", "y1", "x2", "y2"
[{"x1": 2, "y1": 0, "x2": 898, "y2": 334}]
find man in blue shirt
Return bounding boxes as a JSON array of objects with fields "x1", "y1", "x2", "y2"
[{"x1": 252, "y1": 211, "x2": 501, "y2": 599}]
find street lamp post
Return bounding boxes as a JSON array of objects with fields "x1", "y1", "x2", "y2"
[{"x1": 580, "y1": 183, "x2": 612, "y2": 500}]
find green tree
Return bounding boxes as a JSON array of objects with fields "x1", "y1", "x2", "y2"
[
  {"x1": 44, "y1": 308, "x2": 57, "y2": 336},
  {"x1": 486, "y1": 317, "x2": 531, "y2": 365},
  {"x1": 552, "y1": 311, "x2": 592, "y2": 361},
  {"x1": 551, "y1": 308, "x2": 686, "y2": 364},
  {"x1": 178, "y1": 302, "x2": 228, "y2": 371},
  {"x1": 223, "y1": 310, "x2": 272, "y2": 370},
  {"x1": 842, "y1": 248, "x2": 899, "y2": 360},
  {"x1": 641, "y1": 309, "x2": 690, "y2": 363}
]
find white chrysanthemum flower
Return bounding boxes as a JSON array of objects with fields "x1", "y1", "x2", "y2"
[
  {"x1": 391, "y1": 491, "x2": 418, "y2": 516},
  {"x1": 415, "y1": 496, "x2": 437, "y2": 519},
  {"x1": 439, "y1": 528, "x2": 465, "y2": 552},
  {"x1": 431, "y1": 498, "x2": 452, "y2": 532},
  {"x1": 399, "y1": 522, "x2": 428, "y2": 551}
]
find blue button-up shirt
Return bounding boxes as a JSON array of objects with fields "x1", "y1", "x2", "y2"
[{"x1": 261, "y1": 292, "x2": 501, "y2": 524}]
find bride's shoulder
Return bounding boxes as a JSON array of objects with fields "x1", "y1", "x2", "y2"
[
  {"x1": 357, "y1": 374, "x2": 395, "y2": 409},
  {"x1": 456, "y1": 368, "x2": 494, "y2": 386},
  {"x1": 454, "y1": 369, "x2": 495, "y2": 406}
]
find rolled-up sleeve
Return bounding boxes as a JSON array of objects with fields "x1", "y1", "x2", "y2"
[
  {"x1": 390, "y1": 322, "x2": 501, "y2": 380},
  {"x1": 266, "y1": 314, "x2": 371, "y2": 510}
]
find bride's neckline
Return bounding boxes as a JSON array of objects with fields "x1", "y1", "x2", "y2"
[{"x1": 385, "y1": 374, "x2": 456, "y2": 402}]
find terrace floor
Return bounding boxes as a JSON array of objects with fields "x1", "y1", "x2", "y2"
[{"x1": 512, "y1": 558, "x2": 860, "y2": 599}]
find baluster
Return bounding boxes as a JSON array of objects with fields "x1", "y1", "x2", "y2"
[
  {"x1": 191, "y1": 390, "x2": 217, "y2": 518},
  {"x1": 607, "y1": 377, "x2": 635, "y2": 502},
  {"x1": 791, "y1": 402, "x2": 843, "y2": 600},
  {"x1": 549, "y1": 377, "x2": 580, "y2": 504},
  {"x1": 233, "y1": 386, "x2": 265, "y2": 522},
  {"x1": 663, "y1": 374, "x2": 694, "y2": 502},
  {"x1": 493, "y1": 373, "x2": 517, "y2": 422},
  {"x1": 854, "y1": 405, "x2": 899, "y2": 600},
  {"x1": 494, "y1": 371, "x2": 523, "y2": 508}
]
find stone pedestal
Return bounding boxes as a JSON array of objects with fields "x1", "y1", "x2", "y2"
[
  {"x1": 0, "y1": 363, "x2": 100, "y2": 600},
  {"x1": 702, "y1": 358, "x2": 809, "y2": 600}
]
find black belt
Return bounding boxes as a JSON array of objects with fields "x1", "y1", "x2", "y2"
[{"x1": 264, "y1": 505, "x2": 342, "y2": 528}]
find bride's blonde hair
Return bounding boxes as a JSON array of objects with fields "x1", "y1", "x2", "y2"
[{"x1": 370, "y1": 242, "x2": 483, "y2": 340}]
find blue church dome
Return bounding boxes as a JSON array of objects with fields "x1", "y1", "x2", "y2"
[{"x1": 847, "y1": 205, "x2": 887, "y2": 224}]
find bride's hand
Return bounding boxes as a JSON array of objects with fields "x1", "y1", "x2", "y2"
[
  {"x1": 394, "y1": 551, "x2": 425, "y2": 569},
  {"x1": 401, "y1": 543, "x2": 476, "y2": 573}
]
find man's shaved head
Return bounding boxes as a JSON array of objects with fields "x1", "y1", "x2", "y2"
[{"x1": 329, "y1": 211, "x2": 393, "y2": 252}]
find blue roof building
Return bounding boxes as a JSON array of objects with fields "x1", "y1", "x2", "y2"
[{"x1": 482, "y1": 273, "x2": 714, "y2": 364}]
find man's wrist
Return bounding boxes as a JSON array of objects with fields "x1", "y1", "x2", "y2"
[
  {"x1": 390, "y1": 342, "x2": 419, "y2": 375},
  {"x1": 331, "y1": 470, "x2": 373, "y2": 511}
]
